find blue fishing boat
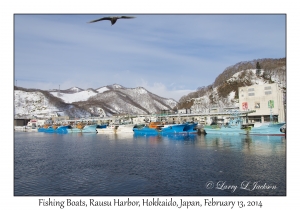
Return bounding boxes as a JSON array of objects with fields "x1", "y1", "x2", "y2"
[
  {"x1": 38, "y1": 124, "x2": 51, "y2": 132},
  {"x1": 37, "y1": 127, "x2": 46, "y2": 132},
  {"x1": 204, "y1": 117, "x2": 244, "y2": 135},
  {"x1": 242, "y1": 122, "x2": 286, "y2": 136},
  {"x1": 133, "y1": 122, "x2": 188, "y2": 135},
  {"x1": 38, "y1": 125, "x2": 71, "y2": 134},
  {"x1": 67, "y1": 124, "x2": 98, "y2": 133},
  {"x1": 43, "y1": 126, "x2": 58, "y2": 133}
]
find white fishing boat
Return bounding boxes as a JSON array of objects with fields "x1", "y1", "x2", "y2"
[
  {"x1": 116, "y1": 124, "x2": 135, "y2": 133},
  {"x1": 23, "y1": 119, "x2": 39, "y2": 132},
  {"x1": 96, "y1": 124, "x2": 118, "y2": 134}
]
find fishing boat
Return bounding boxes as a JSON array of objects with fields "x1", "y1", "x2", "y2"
[
  {"x1": 204, "y1": 117, "x2": 244, "y2": 135},
  {"x1": 42, "y1": 124, "x2": 69, "y2": 134},
  {"x1": 133, "y1": 122, "x2": 188, "y2": 135},
  {"x1": 67, "y1": 123, "x2": 97, "y2": 133},
  {"x1": 116, "y1": 124, "x2": 135, "y2": 133},
  {"x1": 96, "y1": 124, "x2": 118, "y2": 134},
  {"x1": 38, "y1": 124, "x2": 51, "y2": 132},
  {"x1": 24, "y1": 119, "x2": 38, "y2": 132},
  {"x1": 242, "y1": 122, "x2": 286, "y2": 136}
]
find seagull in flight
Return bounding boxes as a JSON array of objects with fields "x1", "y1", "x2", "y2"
[{"x1": 87, "y1": 16, "x2": 135, "y2": 25}]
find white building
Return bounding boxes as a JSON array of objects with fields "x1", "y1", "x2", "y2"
[{"x1": 238, "y1": 83, "x2": 285, "y2": 123}]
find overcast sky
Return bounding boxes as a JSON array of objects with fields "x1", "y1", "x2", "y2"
[{"x1": 14, "y1": 14, "x2": 286, "y2": 101}]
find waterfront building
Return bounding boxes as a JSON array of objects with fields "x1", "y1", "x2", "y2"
[{"x1": 238, "y1": 83, "x2": 285, "y2": 123}]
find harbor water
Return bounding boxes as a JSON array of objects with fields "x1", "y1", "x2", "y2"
[{"x1": 14, "y1": 131, "x2": 286, "y2": 196}]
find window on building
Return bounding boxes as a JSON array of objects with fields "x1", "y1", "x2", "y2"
[
  {"x1": 264, "y1": 86, "x2": 271, "y2": 90},
  {"x1": 265, "y1": 91, "x2": 272, "y2": 95},
  {"x1": 248, "y1": 88, "x2": 254, "y2": 91},
  {"x1": 248, "y1": 93, "x2": 255, "y2": 96}
]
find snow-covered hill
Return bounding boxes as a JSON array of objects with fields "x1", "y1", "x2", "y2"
[
  {"x1": 189, "y1": 68, "x2": 286, "y2": 113},
  {"x1": 14, "y1": 89, "x2": 91, "y2": 118},
  {"x1": 15, "y1": 90, "x2": 57, "y2": 117}
]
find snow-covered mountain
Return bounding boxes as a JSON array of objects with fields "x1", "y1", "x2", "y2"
[
  {"x1": 14, "y1": 84, "x2": 177, "y2": 118},
  {"x1": 83, "y1": 86, "x2": 177, "y2": 116}
]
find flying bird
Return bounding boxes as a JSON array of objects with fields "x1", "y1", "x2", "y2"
[{"x1": 87, "y1": 16, "x2": 135, "y2": 25}]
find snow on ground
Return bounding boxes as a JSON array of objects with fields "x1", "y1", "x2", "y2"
[
  {"x1": 96, "y1": 87, "x2": 109, "y2": 93},
  {"x1": 228, "y1": 91, "x2": 235, "y2": 101},
  {"x1": 50, "y1": 90, "x2": 98, "y2": 103},
  {"x1": 69, "y1": 87, "x2": 82, "y2": 92},
  {"x1": 131, "y1": 87, "x2": 147, "y2": 95},
  {"x1": 112, "y1": 84, "x2": 122, "y2": 89}
]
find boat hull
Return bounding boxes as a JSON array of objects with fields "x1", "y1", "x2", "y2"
[
  {"x1": 133, "y1": 124, "x2": 188, "y2": 135},
  {"x1": 242, "y1": 123, "x2": 286, "y2": 136},
  {"x1": 43, "y1": 127, "x2": 57, "y2": 133},
  {"x1": 204, "y1": 125, "x2": 243, "y2": 135},
  {"x1": 38, "y1": 127, "x2": 48, "y2": 132}
]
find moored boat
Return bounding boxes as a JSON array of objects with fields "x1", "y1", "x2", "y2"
[
  {"x1": 116, "y1": 124, "x2": 135, "y2": 133},
  {"x1": 133, "y1": 122, "x2": 188, "y2": 135},
  {"x1": 38, "y1": 124, "x2": 51, "y2": 132},
  {"x1": 96, "y1": 124, "x2": 118, "y2": 134},
  {"x1": 43, "y1": 126, "x2": 57, "y2": 133},
  {"x1": 242, "y1": 122, "x2": 286, "y2": 136},
  {"x1": 24, "y1": 119, "x2": 38, "y2": 132},
  {"x1": 204, "y1": 117, "x2": 244, "y2": 135},
  {"x1": 67, "y1": 124, "x2": 97, "y2": 133}
]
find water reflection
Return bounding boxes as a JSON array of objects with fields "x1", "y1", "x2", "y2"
[
  {"x1": 133, "y1": 133, "x2": 199, "y2": 145},
  {"x1": 198, "y1": 134, "x2": 286, "y2": 156}
]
